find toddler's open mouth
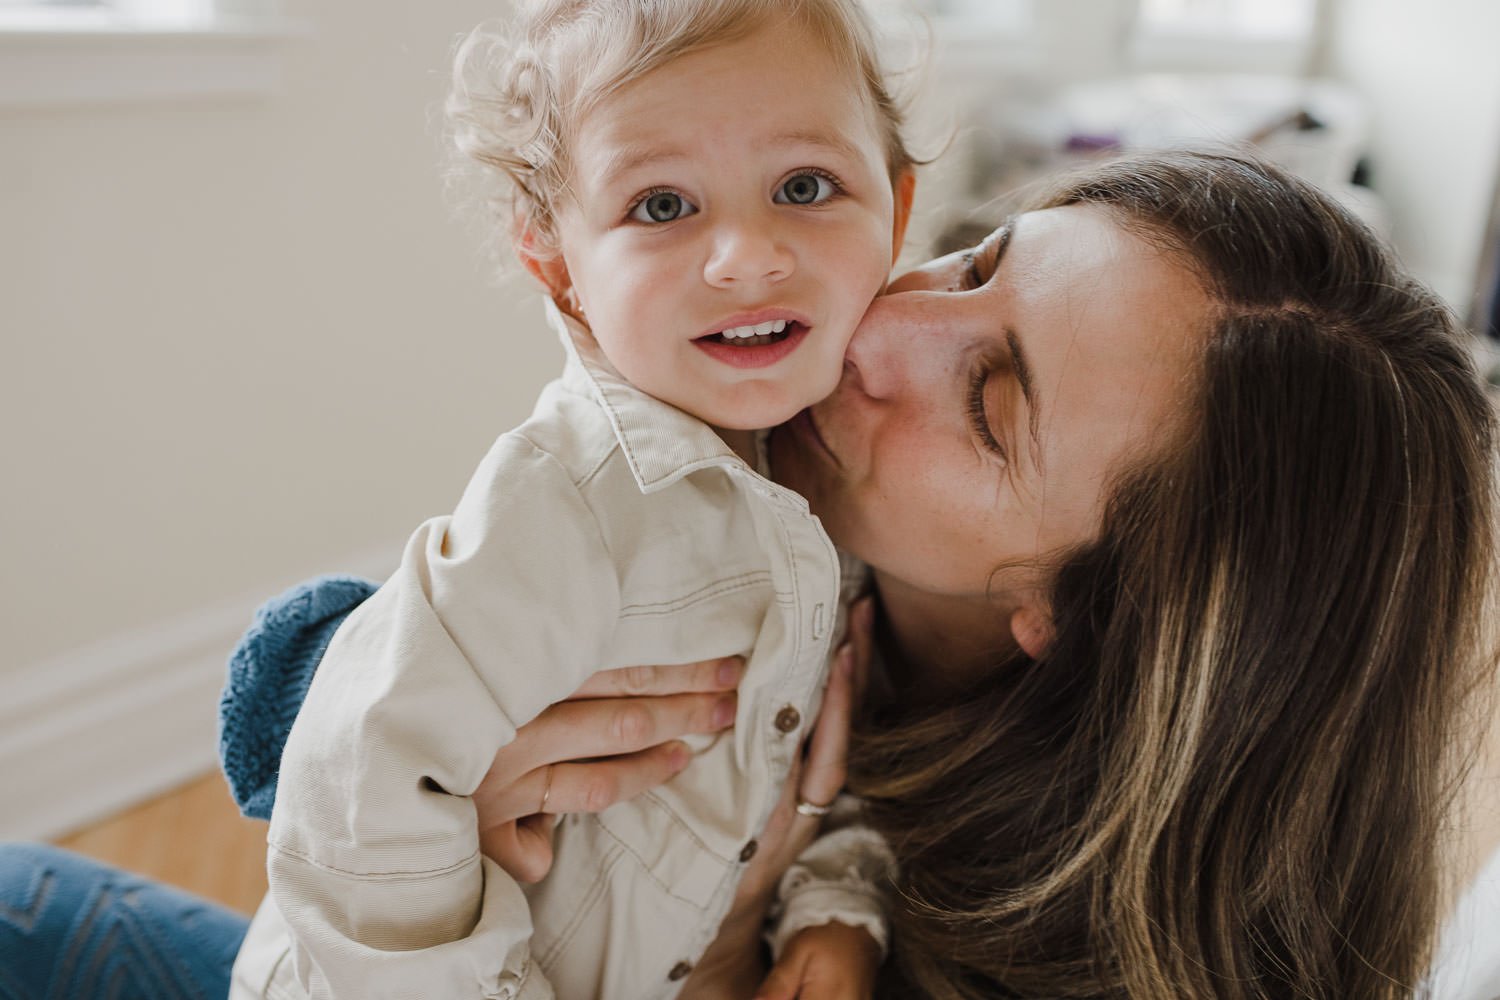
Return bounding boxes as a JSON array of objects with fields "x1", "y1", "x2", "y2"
[{"x1": 697, "y1": 320, "x2": 805, "y2": 347}]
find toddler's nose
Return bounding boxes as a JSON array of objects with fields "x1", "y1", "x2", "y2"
[{"x1": 703, "y1": 216, "x2": 793, "y2": 287}]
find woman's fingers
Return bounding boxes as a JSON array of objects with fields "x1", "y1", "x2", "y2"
[
  {"x1": 798, "y1": 642, "x2": 855, "y2": 811},
  {"x1": 569, "y1": 656, "x2": 746, "y2": 700},
  {"x1": 735, "y1": 638, "x2": 862, "y2": 905},
  {"x1": 474, "y1": 656, "x2": 748, "y2": 883},
  {"x1": 473, "y1": 658, "x2": 745, "y2": 880},
  {"x1": 753, "y1": 949, "x2": 809, "y2": 1000},
  {"x1": 477, "y1": 740, "x2": 695, "y2": 825},
  {"x1": 543, "y1": 742, "x2": 694, "y2": 814},
  {"x1": 477, "y1": 744, "x2": 692, "y2": 881},
  {"x1": 785, "y1": 595, "x2": 871, "y2": 820},
  {"x1": 505, "y1": 690, "x2": 735, "y2": 779},
  {"x1": 478, "y1": 813, "x2": 556, "y2": 884}
]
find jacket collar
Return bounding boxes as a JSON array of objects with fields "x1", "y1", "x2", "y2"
[{"x1": 546, "y1": 300, "x2": 745, "y2": 493}]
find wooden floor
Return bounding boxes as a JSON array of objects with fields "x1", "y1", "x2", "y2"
[{"x1": 53, "y1": 770, "x2": 269, "y2": 916}]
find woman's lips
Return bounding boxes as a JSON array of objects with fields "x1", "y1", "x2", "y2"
[{"x1": 693, "y1": 323, "x2": 809, "y2": 369}]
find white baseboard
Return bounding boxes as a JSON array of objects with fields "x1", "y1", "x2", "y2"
[{"x1": 0, "y1": 546, "x2": 399, "y2": 842}]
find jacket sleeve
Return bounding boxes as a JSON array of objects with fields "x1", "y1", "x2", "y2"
[
  {"x1": 764, "y1": 795, "x2": 895, "y2": 961},
  {"x1": 266, "y1": 434, "x2": 621, "y2": 999}
]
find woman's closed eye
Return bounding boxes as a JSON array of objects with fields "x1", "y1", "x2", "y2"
[
  {"x1": 628, "y1": 189, "x2": 699, "y2": 224},
  {"x1": 967, "y1": 360, "x2": 1008, "y2": 461}
]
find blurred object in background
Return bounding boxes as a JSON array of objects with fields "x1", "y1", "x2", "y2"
[
  {"x1": 1478, "y1": 177, "x2": 1500, "y2": 341},
  {"x1": 963, "y1": 72, "x2": 1384, "y2": 235},
  {"x1": 1132, "y1": 0, "x2": 1320, "y2": 73},
  {"x1": 906, "y1": 0, "x2": 1499, "y2": 332},
  {"x1": 1486, "y1": 252, "x2": 1500, "y2": 341},
  {"x1": 1470, "y1": 174, "x2": 1500, "y2": 387},
  {"x1": 906, "y1": 0, "x2": 1376, "y2": 254}
]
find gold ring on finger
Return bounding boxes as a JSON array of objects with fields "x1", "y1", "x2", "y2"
[{"x1": 539, "y1": 764, "x2": 555, "y2": 814}]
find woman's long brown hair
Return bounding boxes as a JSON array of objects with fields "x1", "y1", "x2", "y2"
[{"x1": 852, "y1": 150, "x2": 1499, "y2": 998}]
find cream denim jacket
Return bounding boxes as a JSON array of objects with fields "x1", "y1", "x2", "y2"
[{"x1": 229, "y1": 304, "x2": 889, "y2": 1000}]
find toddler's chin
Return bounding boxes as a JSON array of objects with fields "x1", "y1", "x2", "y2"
[{"x1": 710, "y1": 398, "x2": 809, "y2": 434}]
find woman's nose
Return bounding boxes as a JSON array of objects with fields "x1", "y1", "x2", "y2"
[
  {"x1": 842, "y1": 289, "x2": 946, "y2": 402},
  {"x1": 702, "y1": 214, "x2": 794, "y2": 288},
  {"x1": 844, "y1": 257, "x2": 974, "y2": 402}
]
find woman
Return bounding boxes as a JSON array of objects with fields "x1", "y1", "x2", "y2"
[
  {"x1": 3, "y1": 149, "x2": 1495, "y2": 999},
  {"x1": 826, "y1": 151, "x2": 1498, "y2": 998}
]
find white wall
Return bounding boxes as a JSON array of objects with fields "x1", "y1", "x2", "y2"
[
  {"x1": 2, "y1": 1, "x2": 568, "y2": 672},
  {"x1": 1, "y1": 0, "x2": 565, "y2": 835},
  {"x1": 1318, "y1": 0, "x2": 1500, "y2": 313}
]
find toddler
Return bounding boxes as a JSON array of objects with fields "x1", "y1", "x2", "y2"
[{"x1": 229, "y1": 2, "x2": 916, "y2": 998}]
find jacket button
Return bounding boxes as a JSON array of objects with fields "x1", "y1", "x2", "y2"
[
  {"x1": 774, "y1": 705, "x2": 801, "y2": 733},
  {"x1": 668, "y1": 961, "x2": 694, "y2": 981},
  {"x1": 739, "y1": 840, "x2": 759, "y2": 862}
]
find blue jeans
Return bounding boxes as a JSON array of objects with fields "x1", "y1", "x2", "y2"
[{"x1": 0, "y1": 843, "x2": 247, "y2": 1000}]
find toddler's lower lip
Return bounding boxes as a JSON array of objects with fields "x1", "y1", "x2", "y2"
[{"x1": 694, "y1": 323, "x2": 809, "y2": 369}]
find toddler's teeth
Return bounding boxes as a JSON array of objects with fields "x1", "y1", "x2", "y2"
[{"x1": 713, "y1": 320, "x2": 792, "y2": 341}]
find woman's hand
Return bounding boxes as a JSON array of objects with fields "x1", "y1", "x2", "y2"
[
  {"x1": 680, "y1": 596, "x2": 875, "y2": 999},
  {"x1": 754, "y1": 922, "x2": 882, "y2": 1000},
  {"x1": 472, "y1": 656, "x2": 746, "y2": 882}
]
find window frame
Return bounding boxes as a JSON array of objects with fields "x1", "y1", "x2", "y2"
[{"x1": 0, "y1": 1, "x2": 299, "y2": 107}]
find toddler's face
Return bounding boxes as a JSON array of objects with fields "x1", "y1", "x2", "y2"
[{"x1": 543, "y1": 17, "x2": 910, "y2": 431}]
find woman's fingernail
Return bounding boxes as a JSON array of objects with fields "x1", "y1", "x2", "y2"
[
  {"x1": 668, "y1": 741, "x2": 691, "y2": 771},
  {"x1": 856, "y1": 598, "x2": 875, "y2": 632},
  {"x1": 717, "y1": 657, "x2": 743, "y2": 687},
  {"x1": 713, "y1": 694, "x2": 737, "y2": 728}
]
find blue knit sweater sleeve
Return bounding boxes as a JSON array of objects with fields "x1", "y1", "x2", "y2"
[{"x1": 217, "y1": 575, "x2": 378, "y2": 820}]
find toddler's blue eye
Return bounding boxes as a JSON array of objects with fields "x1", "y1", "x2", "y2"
[
  {"x1": 630, "y1": 191, "x2": 697, "y2": 223},
  {"x1": 775, "y1": 173, "x2": 836, "y2": 206}
]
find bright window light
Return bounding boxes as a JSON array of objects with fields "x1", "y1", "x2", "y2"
[
  {"x1": 865, "y1": 0, "x2": 1031, "y2": 31},
  {"x1": 0, "y1": 0, "x2": 216, "y2": 25},
  {"x1": 1140, "y1": 0, "x2": 1318, "y2": 38}
]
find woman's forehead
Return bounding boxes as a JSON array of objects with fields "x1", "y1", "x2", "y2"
[
  {"x1": 1004, "y1": 206, "x2": 1209, "y2": 518},
  {"x1": 1009, "y1": 205, "x2": 1206, "y2": 325}
]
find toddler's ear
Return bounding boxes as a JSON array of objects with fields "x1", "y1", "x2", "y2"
[
  {"x1": 1009, "y1": 603, "x2": 1055, "y2": 661},
  {"x1": 515, "y1": 228, "x2": 578, "y2": 313},
  {"x1": 890, "y1": 169, "x2": 917, "y2": 265}
]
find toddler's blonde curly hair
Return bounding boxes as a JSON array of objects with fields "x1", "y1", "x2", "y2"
[{"x1": 446, "y1": 0, "x2": 915, "y2": 264}]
